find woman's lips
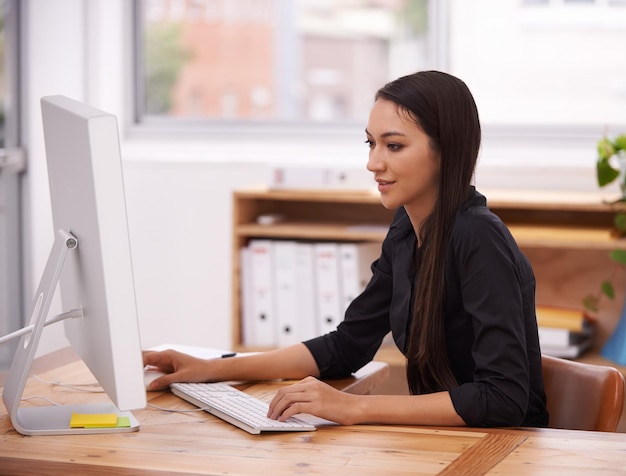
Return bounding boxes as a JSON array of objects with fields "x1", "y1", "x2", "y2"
[{"x1": 376, "y1": 179, "x2": 394, "y2": 193}]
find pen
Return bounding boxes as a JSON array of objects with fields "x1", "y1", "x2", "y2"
[{"x1": 221, "y1": 352, "x2": 237, "y2": 358}]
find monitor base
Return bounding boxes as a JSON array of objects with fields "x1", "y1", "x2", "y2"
[{"x1": 15, "y1": 402, "x2": 140, "y2": 436}]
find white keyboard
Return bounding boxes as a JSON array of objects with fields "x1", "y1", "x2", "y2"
[{"x1": 170, "y1": 382, "x2": 316, "y2": 435}]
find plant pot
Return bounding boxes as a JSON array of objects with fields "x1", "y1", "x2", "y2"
[{"x1": 601, "y1": 301, "x2": 626, "y2": 366}]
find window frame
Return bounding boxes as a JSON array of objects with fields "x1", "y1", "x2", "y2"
[
  {"x1": 0, "y1": 0, "x2": 24, "y2": 368},
  {"x1": 126, "y1": 0, "x2": 625, "y2": 178},
  {"x1": 129, "y1": 0, "x2": 449, "y2": 136}
]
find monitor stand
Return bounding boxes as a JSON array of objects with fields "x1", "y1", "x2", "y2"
[{"x1": 1, "y1": 229, "x2": 140, "y2": 435}]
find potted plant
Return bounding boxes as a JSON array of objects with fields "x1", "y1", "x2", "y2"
[
  {"x1": 596, "y1": 134, "x2": 626, "y2": 201},
  {"x1": 585, "y1": 133, "x2": 626, "y2": 365},
  {"x1": 583, "y1": 133, "x2": 626, "y2": 313}
]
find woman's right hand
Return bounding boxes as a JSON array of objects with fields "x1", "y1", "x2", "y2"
[{"x1": 142, "y1": 349, "x2": 213, "y2": 390}]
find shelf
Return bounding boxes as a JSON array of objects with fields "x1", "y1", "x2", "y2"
[
  {"x1": 235, "y1": 222, "x2": 626, "y2": 250},
  {"x1": 507, "y1": 225, "x2": 626, "y2": 250},
  {"x1": 235, "y1": 187, "x2": 626, "y2": 211},
  {"x1": 233, "y1": 188, "x2": 626, "y2": 248},
  {"x1": 234, "y1": 187, "x2": 382, "y2": 204},
  {"x1": 236, "y1": 222, "x2": 389, "y2": 242}
]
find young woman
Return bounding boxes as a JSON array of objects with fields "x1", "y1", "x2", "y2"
[{"x1": 143, "y1": 70, "x2": 549, "y2": 428}]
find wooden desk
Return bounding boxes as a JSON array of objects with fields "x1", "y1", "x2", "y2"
[{"x1": 2, "y1": 354, "x2": 626, "y2": 475}]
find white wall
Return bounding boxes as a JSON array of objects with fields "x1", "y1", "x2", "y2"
[
  {"x1": 22, "y1": 0, "x2": 87, "y2": 356},
  {"x1": 20, "y1": 0, "x2": 621, "y2": 358},
  {"x1": 123, "y1": 160, "x2": 266, "y2": 349}
]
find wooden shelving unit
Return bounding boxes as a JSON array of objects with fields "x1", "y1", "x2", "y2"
[{"x1": 231, "y1": 187, "x2": 626, "y2": 351}]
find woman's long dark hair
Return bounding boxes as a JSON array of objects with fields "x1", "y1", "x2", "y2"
[{"x1": 375, "y1": 71, "x2": 481, "y2": 395}]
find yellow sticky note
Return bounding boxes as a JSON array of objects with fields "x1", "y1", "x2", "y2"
[{"x1": 70, "y1": 413, "x2": 118, "y2": 428}]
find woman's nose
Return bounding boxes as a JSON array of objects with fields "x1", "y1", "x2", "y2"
[{"x1": 367, "y1": 148, "x2": 384, "y2": 173}]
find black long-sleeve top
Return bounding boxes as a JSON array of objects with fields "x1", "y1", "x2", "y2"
[{"x1": 304, "y1": 188, "x2": 549, "y2": 428}]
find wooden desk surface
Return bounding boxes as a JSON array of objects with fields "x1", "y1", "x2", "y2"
[{"x1": 2, "y1": 356, "x2": 626, "y2": 475}]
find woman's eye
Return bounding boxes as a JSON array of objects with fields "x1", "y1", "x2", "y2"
[
  {"x1": 387, "y1": 143, "x2": 403, "y2": 151},
  {"x1": 364, "y1": 139, "x2": 375, "y2": 149}
]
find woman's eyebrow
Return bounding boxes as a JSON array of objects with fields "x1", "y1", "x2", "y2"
[{"x1": 364, "y1": 128, "x2": 407, "y2": 138}]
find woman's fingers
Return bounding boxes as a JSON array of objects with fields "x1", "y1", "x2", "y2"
[
  {"x1": 268, "y1": 380, "x2": 316, "y2": 420},
  {"x1": 268, "y1": 377, "x2": 354, "y2": 424},
  {"x1": 141, "y1": 350, "x2": 210, "y2": 389}
]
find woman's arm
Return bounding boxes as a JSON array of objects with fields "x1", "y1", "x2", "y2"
[
  {"x1": 268, "y1": 378, "x2": 466, "y2": 426},
  {"x1": 142, "y1": 343, "x2": 320, "y2": 390},
  {"x1": 447, "y1": 210, "x2": 537, "y2": 427},
  {"x1": 143, "y1": 343, "x2": 465, "y2": 426}
]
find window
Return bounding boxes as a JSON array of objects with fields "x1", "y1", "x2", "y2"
[
  {"x1": 136, "y1": 0, "x2": 625, "y2": 132},
  {"x1": 0, "y1": 0, "x2": 23, "y2": 369},
  {"x1": 448, "y1": 0, "x2": 626, "y2": 127},
  {"x1": 136, "y1": 0, "x2": 433, "y2": 123}
]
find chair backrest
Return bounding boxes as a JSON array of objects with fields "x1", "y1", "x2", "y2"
[{"x1": 541, "y1": 354, "x2": 625, "y2": 432}]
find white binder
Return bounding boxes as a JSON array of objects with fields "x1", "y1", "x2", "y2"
[
  {"x1": 313, "y1": 243, "x2": 342, "y2": 335},
  {"x1": 338, "y1": 242, "x2": 380, "y2": 314},
  {"x1": 294, "y1": 242, "x2": 318, "y2": 341},
  {"x1": 246, "y1": 240, "x2": 276, "y2": 346},
  {"x1": 239, "y1": 246, "x2": 255, "y2": 346},
  {"x1": 273, "y1": 241, "x2": 300, "y2": 346}
]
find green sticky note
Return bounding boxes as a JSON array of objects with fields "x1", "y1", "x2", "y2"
[{"x1": 116, "y1": 416, "x2": 131, "y2": 428}]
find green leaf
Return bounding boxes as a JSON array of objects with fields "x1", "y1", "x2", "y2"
[
  {"x1": 601, "y1": 280, "x2": 615, "y2": 299},
  {"x1": 583, "y1": 295, "x2": 599, "y2": 312},
  {"x1": 598, "y1": 137, "x2": 616, "y2": 160},
  {"x1": 615, "y1": 213, "x2": 626, "y2": 233},
  {"x1": 614, "y1": 134, "x2": 626, "y2": 152},
  {"x1": 597, "y1": 158, "x2": 620, "y2": 187},
  {"x1": 610, "y1": 249, "x2": 626, "y2": 265}
]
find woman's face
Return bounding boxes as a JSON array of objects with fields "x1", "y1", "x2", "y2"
[{"x1": 365, "y1": 98, "x2": 440, "y2": 222}]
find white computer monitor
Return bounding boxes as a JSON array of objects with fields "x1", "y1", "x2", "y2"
[{"x1": 2, "y1": 95, "x2": 146, "y2": 435}]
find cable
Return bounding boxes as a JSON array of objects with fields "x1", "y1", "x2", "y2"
[
  {"x1": 147, "y1": 402, "x2": 211, "y2": 414},
  {"x1": 19, "y1": 395, "x2": 62, "y2": 406},
  {"x1": 0, "y1": 391, "x2": 62, "y2": 406},
  {"x1": 32, "y1": 374, "x2": 103, "y2": 393},
  {"x1": 0, "y1": 375, "x2": 103, "y2": 407},
  {"x1": 7, "y1": 375, "x2": 207, "y2": 414},
  {"x1": 0, "y1": 308, "x2": 83, "y2": 345}
]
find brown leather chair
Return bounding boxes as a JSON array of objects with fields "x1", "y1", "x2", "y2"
[{"x1": 541, "y1": 354, "x2": 625, "y2": 432}]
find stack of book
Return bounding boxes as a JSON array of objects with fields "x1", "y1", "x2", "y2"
[{"x1": 536, "y1": 306, "x2": 595, "y2": 359}]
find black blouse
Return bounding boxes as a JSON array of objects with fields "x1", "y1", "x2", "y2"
[{"x1": 304, "y1": 188, "x2": 549, "y2": 428}]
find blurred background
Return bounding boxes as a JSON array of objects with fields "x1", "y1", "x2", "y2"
[{"x1": 1, "y1": 0, "x2": 625, "y2": 367}]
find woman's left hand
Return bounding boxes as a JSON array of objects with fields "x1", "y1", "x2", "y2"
[{"x1": 267, "y1": 376, "x2": 360, "y2": 425}]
